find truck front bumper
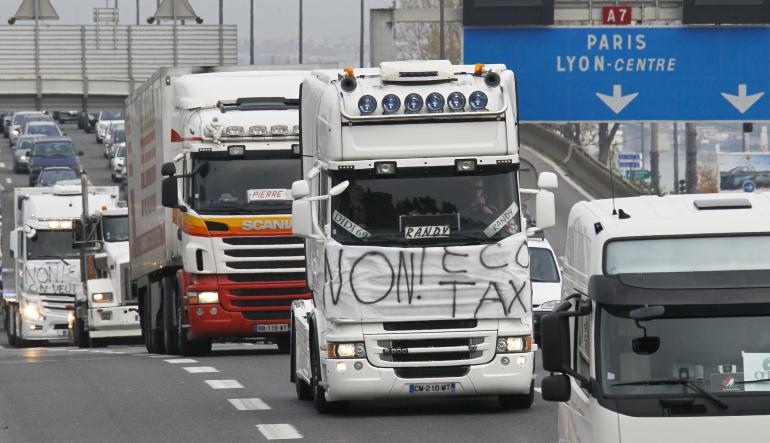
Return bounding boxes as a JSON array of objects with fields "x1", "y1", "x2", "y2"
[
  {"x1": 186, "y1": 303, "x2": 288, "y2": 340},
  {"x1": 322, "y1": 352, "x2": 535, "y2": 401},
  {"x1": 20, "y1": 316, "x2": 70, "y2": 342},
  {"x1": 88, "y1": 306, "x2": 141, "y2": 338}
]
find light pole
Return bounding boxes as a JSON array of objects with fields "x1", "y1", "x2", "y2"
[
  {"x1": 439, "y1": 0, "x2": 445, "y2": 60},
  {"x1": 250, "y1": 0, "x2": 254, "y2": 65},
  {"x1": 359, "y1": 0, "x2": 364, "y2": 68},
  {"x1": 298, "y1": 0, "x2": 303, "y2": 64}
]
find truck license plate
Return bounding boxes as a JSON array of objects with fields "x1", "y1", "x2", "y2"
[
  {"x1": 59, "y1": 329, "x2": 69, "y2": 336},
  {"x1": 255, "y1": 324, "x2": 289, "y2": 333},
  {"x1": 409, "y1": 383, "x2": 456, "y2": 394}
]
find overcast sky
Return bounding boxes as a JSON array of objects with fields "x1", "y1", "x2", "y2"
[{"x1": 3, "y1": 0, "x2": 396, "y2": 63}]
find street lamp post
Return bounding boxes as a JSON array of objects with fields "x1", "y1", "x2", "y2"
[
  {"x1": 250, "y1": 0, "x2": 254, "y2": 65},
  {"x1": 298, "y1": 0, "x2": 303, "y2": 64},
  {"x1": 360, "y1": 0, "x2": 364, "y2": 68}
]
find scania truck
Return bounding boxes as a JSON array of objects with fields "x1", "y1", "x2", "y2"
[
  {"x1": 70, "y1": 205, "x2": 139, "y2": 347},
  {"x1": 5, "y1": 182, "x2": 119, "y2": 347},
  {"x1": 288, "y1": 61, "x2": 557, "y2": 412},
  {"x1": 540, "y1": 193, "x2": 770, "y2": 442},
  {"x1": 127, "y1": 67, "x2": 312, "y2": 356}
]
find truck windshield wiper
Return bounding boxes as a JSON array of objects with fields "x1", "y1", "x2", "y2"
[
  {"x1": 611, "y1": 379, "x2": 728, "y2": 409},
  {"x1": 736, "y1": 378, "x2": 770, "y2": 385}
]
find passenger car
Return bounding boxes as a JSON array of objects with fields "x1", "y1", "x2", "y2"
[
  {"x1": 95, "y1": 111, "x2": 123, "y2": 143},
  {"x1": 13, "y1": 134, "x2": 44, "y2": 173},
  {"x1": 24, "y1": 121, "x2": 62, "y2": 138},
  {"x1": 28, "y1": 136, "x2": 82, "y2": 185},
  {"x1": 8, "y1": 111, "x2": 46, "y2": 147},
  {"x1": 35, "y1": 166, "x2": 80, "y2": 187},
  {"x1": 110, "y1": 144, "x2": 126, "y2": 182}
]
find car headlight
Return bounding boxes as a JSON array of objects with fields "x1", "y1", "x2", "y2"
[
  {"x1": 20, "y1": 155, "x2": 28, "y2": 161},
  {"x1": 92, "y1": 292, "x2": 114, "y2": 303},
  {"x1": 327, "y1": 342, "x2": 366, "y2": 359},
  {"x1": 22, "y1": 303, "x2": 43, "y2": 321},
  {"x1": 536, "y1": 300, "x2": 560, "y2": 312},
  {"x1": 189, "y1": 291, "x2": 219, "y2": 304},
  {"x1": 496, "y1": 336, "x2": 532, "y2": 353}
]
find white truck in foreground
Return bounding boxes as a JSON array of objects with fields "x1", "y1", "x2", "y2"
[
  {"x1": 289, "y1": 61, "x2": 557, "y2": 412},
  {"x1": 127, "y1": 67, "x2": 312, "y2": 356},
  {"x1": 70, "y1": 205, "x2": 139, "y2": 347},
  {"x1": 5, "y1": 183, "x2": 119, "y2": 347},
  {"x1": 540, "y1": 194, "x2": 770, "y2": 443}
]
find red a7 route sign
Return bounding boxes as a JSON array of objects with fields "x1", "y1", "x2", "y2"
[{"x1": 602, "y1": 6, "x2": 632, "y2": 25}]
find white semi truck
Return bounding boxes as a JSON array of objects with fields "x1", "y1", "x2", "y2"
[
  {"x1": 127, "y1": 67, "x2": 312, "y2": 356},
  {"x1": 70, "y1": 205, "x2": 139, "y2": 347},
  {"x1": 540, "y1": 194, "x2": 770, "y2": 442},
  {"x1": 5, "y1": 183, "x2": 119, "y2": 347},
  {"x1": 289, "y1": 61, "x2": 557, "y2": 412}
]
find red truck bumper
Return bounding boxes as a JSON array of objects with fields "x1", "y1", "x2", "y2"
[{"x1": 179, "y1": 272, "x2": 311, "y2": 341}]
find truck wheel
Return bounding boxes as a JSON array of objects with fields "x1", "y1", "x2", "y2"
[
  {"x1": 75, "y1": 318, "x2": 90, "y2": 348},
  {"x1": 309, "y1": 319, "x2": 347, "y2": 414},
  {"x1": 175, "y1": 279, "x2": 211, "y2": 356},
  {"x1": 276, "y1": 335, "x2": 290, "y2": 354},
  {"x1": 6, "y1": 305, "x2": 16, "y2": 347},
  {"x1": 144, "y1": 286, "x2": 165, "y2": 354},
  {"x1": 498, "y1": 381, "x2": 535, "y2": 410},
  {"x1": 162, "y1": 277, "x2": 179, "y2": 355}
]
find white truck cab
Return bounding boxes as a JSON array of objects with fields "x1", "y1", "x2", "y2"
[
  {"x1": 290, "y1": 61, "x2": 558, "y2": 413},
  {"x1": 540, "y1": 194, "x2": 770, "y2": 443}
]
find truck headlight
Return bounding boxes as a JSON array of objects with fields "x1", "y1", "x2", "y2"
[
  {"x1": 22, "y1": 303, "x2": 43, "y2": 321},
  {"x1": 535, "y1": 300, "x2": 560, "y2": 312},
  {"x1": 189, "y1": 291, "x2": 219, "y2": 304},
  {"x1": 225, "y1": 126, "x2": 244, "y2": 136},
  {"x1": 327, "y1": 342, "x2": 366, "y2": 359},
  {"x1": 496, "y1": 336, "x2": 532, "y2": 353},
  {"x1": 12, "y1": 129, "x2": 19, "y2": 136},
  {"x1": 92, "y1": 292, "x2": 114, "y2": 303}
]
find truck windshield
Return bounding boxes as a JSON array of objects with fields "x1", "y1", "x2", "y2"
[
  {"x1": 27, "y1": 230, "x2": 79, "y2": 259},
  {"x1": 605, "y1": 235, "x2": 770, "y2": 274},
  {"x1": 600, "y1": 304, "x2": 770, "y2": 398},
  {"x1": 190, "y1": 156, "x2": 301, "y2": 215},
  {"x1": 330, "y1": 167, "x2": 520, "y2": 245},
  {"x1": 102, "y1": 215, "x2": 128, "y2": 242}
]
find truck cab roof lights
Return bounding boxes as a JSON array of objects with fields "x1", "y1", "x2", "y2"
[
  {"x1": 404, "y1": 93, "x2": 423, "y2": 113},
  {"x1": 358, "y1": 95, "x2": 377, "y2": 115},
  {"x1": 455, "y1": 159, "x2": 477, "y2": 172},
  {"x1": 292, "y1": 125, "x2": 300, "y2": 135},
  {"x1": 249, "y1": 125, "x2": 268, "y2": 136},
  {"x1": 426, "y1": 92, "x2": 445, "y2": 113},
  {"x1": 374, "y1": 161, "x2": 396, "y2": 175},
  {"x1": 381, "y1": 94, "x2": 401, "y2": 114},
  {"x1": 224, "y1": 126, "x2": 244, "y2": 137},
  {"x1": 228, "y1": 145, "x2": 245, "y2": 156},
  {"x1": 469, "y1": 91, "x2": 489, "y2": 110},
  {"x1": 447, "y1": 92, "x2": 466, "y2": 112},
  {"x1": 270, "y1": 125, "x2": 289, "y2": 136}
]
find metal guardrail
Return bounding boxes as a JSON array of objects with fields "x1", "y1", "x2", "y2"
[{"x1": 520, "y1": 124, "x2": 646, "y2": 198}]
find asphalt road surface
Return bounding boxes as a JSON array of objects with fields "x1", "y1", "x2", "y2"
[{"x1": 0, "y1": 125, "x2": 589, "y2": 442}]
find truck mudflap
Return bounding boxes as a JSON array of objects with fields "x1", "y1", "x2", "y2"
[{"x1": 180, "y1": 272, "x2": 311, "y2": 340}]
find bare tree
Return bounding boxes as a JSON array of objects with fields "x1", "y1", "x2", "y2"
[
  {"x1": 598, "y1": 123, "x2": 620, "y2": 166},
  {"x1": 650, "y1": 123, "x2": 660, "y2": 193},
  {"x1": 395, "y1": 0, "x2": 462, "y2": 63},
  {"x1": 685, "y1": 122, "x2": 698, "y2": 193}
]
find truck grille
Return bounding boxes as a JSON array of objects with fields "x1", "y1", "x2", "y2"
[
  {"x1": 215, "y1": 236, "x2": 306, "y2": 275},
  {"x1": 365, "y1": 331, "x2": 495, "y2": 368},
  {"x1": 40, "y1": 294, "x2": 75, "y2": 312}
]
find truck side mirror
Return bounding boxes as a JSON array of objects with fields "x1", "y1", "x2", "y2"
[
  {"x1": 541, "y1": 307, "x2": 572, "y2": 373},
  {"x1": 535, "y1": 190, "x2": 555, "y2": 230},
  {"x1": 291, "y1": 199, "x2": 314, "y2": 238},
  {"x1": 161, "y1": 176, "x2": 178, "y2": 208},
  {"x1": 9, "y1": 230, "x2": 17, "y2": 258},
  {"x1": 541, "y1": 374, "x2": 571, "y2": 402},
  {"x1": 538, "y1": 171, "x2": 558, "y2": 190},
  {"x1": 291, "y1": 180, "x2": 310, "y2": 199},
  {"x1": 161, "y1": 162, "x2": 176, "y2": 176}
]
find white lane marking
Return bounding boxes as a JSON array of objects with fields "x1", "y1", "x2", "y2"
[
  {"x1": 67, "y1": 349, "x2": 90, "y2": 352},
  {"x1": 0, "y1": 162, "x2": 6, "y2": 168},
  {"x1": 164, "y1": 358, "x2": 197, "y2": 364},
  {"x1": 204, "y1": 379, "x2": 244, "y2": 389},
  {"x1": 183, "y1": 366, "x2": 219, "y2": 374},
  {"x1": 521, "y1": 144, "x2": 594, "y2": 201},
  {"x1": 5, "y1": 177, "x2": 11, "y2": 184},
  {"x1": 535, "y1": 387, "x2": 542, "y2": 394},
  {"x1": 256, "y1": 424, "x2": 302, "y2": 440},
  {"x1": 229, "y1": 398, "x2": 271, "y2": 411}
]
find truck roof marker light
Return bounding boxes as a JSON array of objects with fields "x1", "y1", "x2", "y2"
[
  {"x1": 228, "y1": 145, "x2": 245, "y2": 156},
  {"x1": 344, "y1": 67, "x2": 355, "y2": 77},
  {"x1": 474, "y1": 63, "x2": 485, "y2": 75},
  {"x1": 381, "y1": 94, "x2": 401, "y2": 114},
  {"x1": 426, "y1": 92, "x2": 445, "y2": 113},
  {"x1": 358, "y1": 95, "x2": 377, "y2": 115},
  {"x1": 374, "y1": 161, "x2": 396, "y2": 175},
  {"x1": 249, "y1": 125, "x2": 268, "y2": 136},
  {"x1": 455, "y1": 159, "x2": 477, "y2": 172},
  {"x1": 469, "y1": 91, "x2": 489, "y2": 110},
  {"x1": 447, "y1": 92, "x2": 466, "y2": 112},
  {"x1": 404, "y1": 93, "x2": 423, "y2": 113}
]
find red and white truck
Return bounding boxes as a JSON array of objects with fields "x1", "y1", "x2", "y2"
[{"x1": 125, "y1": 67, "x2": 310, "y2": 355}]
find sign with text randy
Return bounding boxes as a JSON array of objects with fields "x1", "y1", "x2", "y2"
[{"x1": 464, "y1": 27, "x2": 770, "y2": 122}]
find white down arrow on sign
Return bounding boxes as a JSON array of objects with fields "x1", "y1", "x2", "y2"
[
  {"x1": 721, "y1": 84, "x2": 764, "y2": 114},
  {"x1": 596, "y1": 84, "x2": 639, "y2": 115}
]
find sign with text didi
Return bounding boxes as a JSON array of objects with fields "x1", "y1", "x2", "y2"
[{"x1": 464, "y1": 27, "x2": 770, "y2": 122}]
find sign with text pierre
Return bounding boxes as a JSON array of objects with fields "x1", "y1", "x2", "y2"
[{"x1": 464, "y1": 27, "x2": 770, "y2": 122}]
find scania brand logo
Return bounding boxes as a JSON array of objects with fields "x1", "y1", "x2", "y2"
[
  {"x1": 382, "y1": 347, "x2": 409, "y2": 355},
  {"x1": 241, "y1": 219, "x2": 291, "y2": 231},
  {"x1": 468, "y1": 344, "x2": 478, "y2": 352}
]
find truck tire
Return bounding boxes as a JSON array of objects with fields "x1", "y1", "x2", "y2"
[
  {"x1": 276, "y1": 335, "x2": 290, "y2": 354},
  {"x1": 162, "y1": 277, "x2": 179, "y2": 355},
  {"x1": 6, "y1": 304, "x2": 17, "y2": 347},
  {"x1": 75, "y1": 318, "x2": 90, "y2": 348},
  {"x1": 175, "y1": 279, "x2": 212, "y2": 356},
  {"x1": 291, "y1": 315, "x2": 312, "y2": 401},
  {"x1": 144, "y1": 285, "x2": 165, "y2": 354},
  {"x1": 498, "y1": 381, "x2": 535, "y2": 410},
  {"x1": 309, "y1": 319, "x2": 347, "y2": 414}
]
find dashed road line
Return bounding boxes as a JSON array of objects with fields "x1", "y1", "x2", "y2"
[
  {"x1": 5, "y1": 177, "x2": 11, "y2": 184},
  {"x1": 256, "y1": 424, "x2": 302, "y2": 440},
  {"x1": 204, "y1": 379, "x2": 244, "y2": 389},
  {"x1": 535, "y1": 387, "x2": 542, "y2": 394},
  {"x1": 183, "y1": 366, "x2": 219, "y2": 374},
  {"x1": 0, "y1": 162, "x2": 6, "y2": 168},
  {"x1": 164, "y1": 358, "x2": 197, "y2": 364},
  {"x1": 228, "y1": 398, "x2": 271, "y2": 411}
]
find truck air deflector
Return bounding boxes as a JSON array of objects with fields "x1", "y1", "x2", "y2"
[
  {"x1": 588, "y1": 271, "x2": 770, "y2": 305},
  {"x1": 217, "y1": 97, "x2": 300, "y2": 113}
]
